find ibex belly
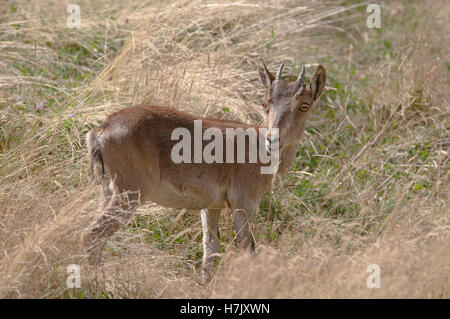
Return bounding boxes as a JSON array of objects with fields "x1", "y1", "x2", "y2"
[{"x1": 147, "y1": 180, "x2": 227, "y2": 210}]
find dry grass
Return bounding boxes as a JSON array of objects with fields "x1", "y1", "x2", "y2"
[{"x1": 0, "y1": 0, "x2": 448, "y2": 298}]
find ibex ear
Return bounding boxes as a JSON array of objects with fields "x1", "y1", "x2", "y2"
[
  {"x1": 258, "y1": 60, "x2": 275, "y2": 88},
  {"x1": 310, "y1": 65, "x2": 326, "y2": 101}
]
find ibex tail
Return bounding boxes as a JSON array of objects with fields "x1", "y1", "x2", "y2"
[{"x1": 86, "y1": 129, "x2": 105, "y2": 180}]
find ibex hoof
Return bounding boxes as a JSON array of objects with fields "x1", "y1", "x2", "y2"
[
  {"x1": 81, "y1": 232, "x2": 102, "y2": 266},
  {"x1": 201, "y1": 268, "x2": 214, "y2": 285}
]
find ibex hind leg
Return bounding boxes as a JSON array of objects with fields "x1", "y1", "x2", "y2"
[
  {"x1": 100, "y1": 176, "x2": 113, "y2": 209},
  {"x1": 200, "y1": 208, "x2": 221, "y2": 284},
  {"x1": 82, "y1": 181, "x2": 141, "y2": 265}
]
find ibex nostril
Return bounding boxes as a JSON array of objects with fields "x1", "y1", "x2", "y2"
[
  {"x1": 265, "y1": 136, "x2": 280, "y2": 154},
  {"x1": 265, "y1": 137, "x2": 272, "y2": 153},
  {"x1": 271, "y1": 137, "x2": 279, "y2": 145}
]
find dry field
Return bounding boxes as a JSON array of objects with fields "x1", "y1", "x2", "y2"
[{"x1": 0, "y1": 0, "x2": 448, "y2": 298}]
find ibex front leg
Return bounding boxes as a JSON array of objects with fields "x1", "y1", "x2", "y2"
[
  {"x1": 200, "y1": 208, "x2": 221, "y2": 284},
  {"x1": 232, "y1": 202, "x2": 256, "y2": 253}
]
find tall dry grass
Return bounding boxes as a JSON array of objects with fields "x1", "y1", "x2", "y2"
[{"x1": 0, "y1": 0, "x2": 448, "y2": 298}]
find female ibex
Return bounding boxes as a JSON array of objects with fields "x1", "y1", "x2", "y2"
[{"x1": 82, "y1": 61, "x2": 326, "y2": 283}]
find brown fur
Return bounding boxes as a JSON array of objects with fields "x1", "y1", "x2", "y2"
[{"x1": 82, "y1": 63, "x2": 326, "y2": 283}]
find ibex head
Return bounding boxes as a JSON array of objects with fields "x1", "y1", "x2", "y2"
[{"x1": 258, "y1": 60, "x2": 326, "y2": 151}]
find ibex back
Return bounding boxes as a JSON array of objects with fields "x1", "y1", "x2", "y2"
[{"x1": 82, "y1": 61, "x2": 326, "y2": 283}]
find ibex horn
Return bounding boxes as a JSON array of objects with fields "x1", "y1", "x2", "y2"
[
  {"x1": 296, "y1": 65, "x2": 306, "y2": 88},
  {"x1": 275, "y1": 62, "x2": 284, "y2": 82}
]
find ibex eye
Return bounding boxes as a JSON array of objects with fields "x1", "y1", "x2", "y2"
[{"x1": 299, "y1": 103, "x2": 309, "y2": 112}]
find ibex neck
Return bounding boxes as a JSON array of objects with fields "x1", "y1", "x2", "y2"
[{"x1": 263, "y1": 117, "x2": 308, "y2": 177}]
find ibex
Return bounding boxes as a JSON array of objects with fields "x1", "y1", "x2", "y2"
[{"x1": 82, "y1": 61, "x2": 326, "y2": 283}]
